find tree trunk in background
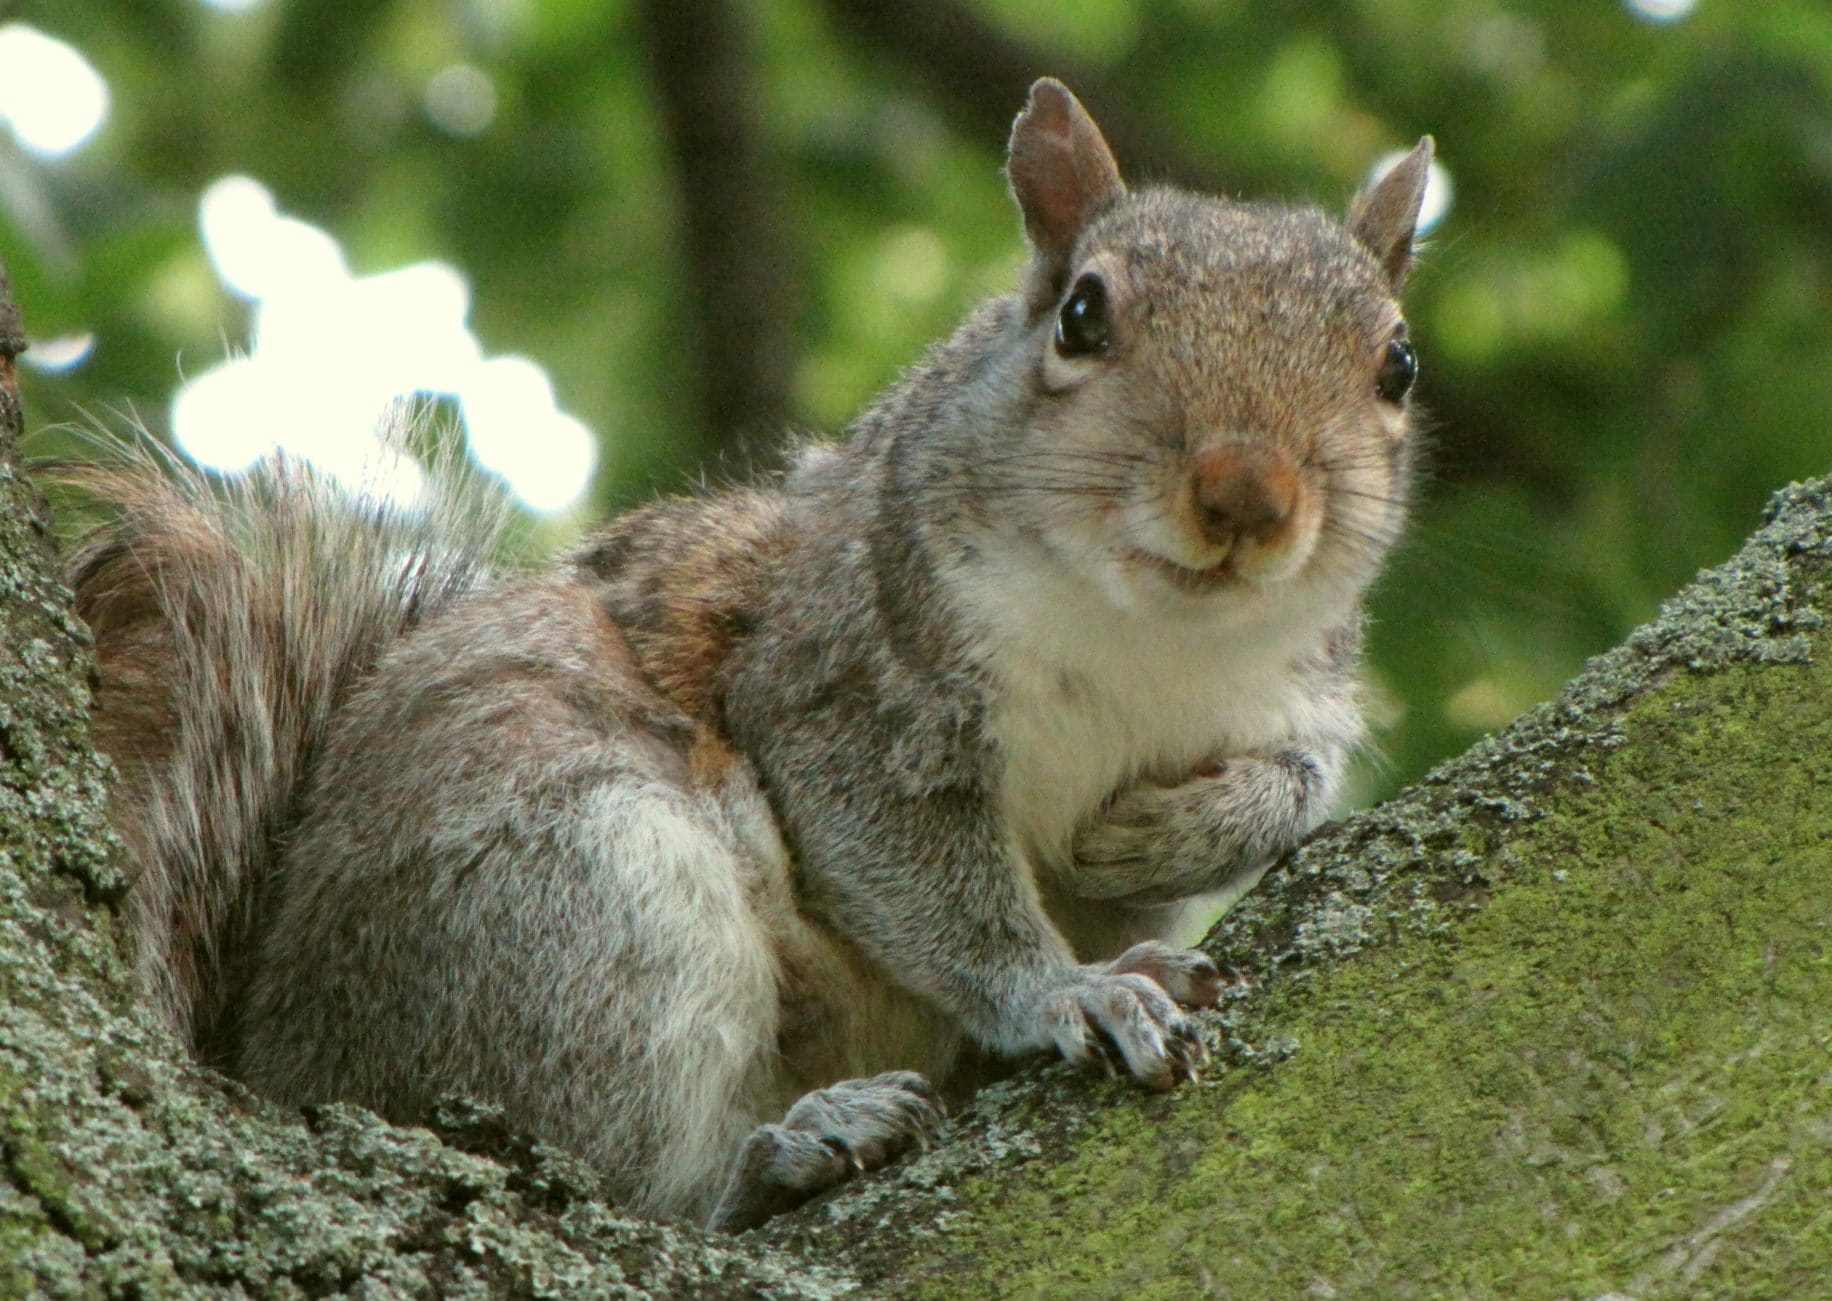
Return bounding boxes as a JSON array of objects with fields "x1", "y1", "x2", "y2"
[
  {"x1": 638, "y1": 0, "x2": 799, "y2": 473},
  {"x1": 3, "y1": 256, "x2": 1827, "y2": 1293}
]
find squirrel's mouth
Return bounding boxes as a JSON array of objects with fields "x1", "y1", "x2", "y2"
[{"x1": 1129, "y1": 549, "x2": 1245, "y2": 593}]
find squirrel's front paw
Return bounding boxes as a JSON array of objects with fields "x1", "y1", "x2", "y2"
[
  {"x1": 1033, "y1": 966, "x2": 1208, "y2": 1092},
  {"x1": 1101, "y1": 939, "x2": 1227, "y2": 1010},
  {"x1": 1071, "y1": 751, "x2": 1326, "y2": 904}
]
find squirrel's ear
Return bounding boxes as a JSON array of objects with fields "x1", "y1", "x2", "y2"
[
  {"x1": 1007, "y1": 79, "x2": 1125, "y2": 294},
  {"x1": 1349, "y1": 137, "x2": 1434, "y2": 289}
]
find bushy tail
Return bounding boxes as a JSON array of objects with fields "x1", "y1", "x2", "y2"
[{"x1": 51, "y1": 437, "x2": 508, "y2": 1061}]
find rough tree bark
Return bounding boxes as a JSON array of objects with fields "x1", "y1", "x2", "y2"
[{"x1": 2, "y1": 261, "x2": 1827, "y2": 1296}]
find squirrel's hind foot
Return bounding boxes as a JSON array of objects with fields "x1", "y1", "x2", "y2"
[{"x1": 706, "y1": 1070, "x2": 945, "y2": 1232}]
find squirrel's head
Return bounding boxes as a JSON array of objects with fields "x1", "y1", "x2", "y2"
[{"x1": 994, "y1": 78, "x2": 1431, "y2": 621}]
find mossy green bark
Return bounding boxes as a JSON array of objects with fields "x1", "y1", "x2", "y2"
[
  {"x1": 891, "y1": 656, "x2": 1827, "y2": 1297},
  {"x1": 778, "y1": 481, "x2": 1831, "y2": 1298}
]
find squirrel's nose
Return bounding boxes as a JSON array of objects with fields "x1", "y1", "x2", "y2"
[{"x1": 1191, "y1": 447, "x2": 1299, "y2": 551}]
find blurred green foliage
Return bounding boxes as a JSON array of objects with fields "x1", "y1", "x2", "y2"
[{"x1": 5, "y1": 0, "x2": 1831, "y2": 801}]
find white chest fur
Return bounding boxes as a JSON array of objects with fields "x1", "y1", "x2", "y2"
[{"x1": 951, "y1": 552, "x2": 1353, "y2": 876}]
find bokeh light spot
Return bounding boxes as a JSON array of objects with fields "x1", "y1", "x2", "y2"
[
  {"x1": 424, "y1": 64, "x2": 497, "y2": 138},
  {"x1": 0, "y1": 24, "x2": 110, "y2": 158},
  {"x1": 1624, "y1": 0, "x2": 1698, "y2": 23},
  {"x1": 877, "y1": 227, "x2": 949, "y2": 303},
  {"x1": 176, "y1": 177, "x2": 595, "y2": 513},
  {"x1": 23, "y1": 333, "x2": 96, "y2": 372}
]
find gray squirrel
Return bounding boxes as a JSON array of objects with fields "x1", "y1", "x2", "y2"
[{"x1": 63, "y1": 80, "x2": 1430, "y2": 1230}]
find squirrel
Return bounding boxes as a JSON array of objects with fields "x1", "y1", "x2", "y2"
[{"x1": 60, "y1": 80, "x2": 1431, "y2": 1231}]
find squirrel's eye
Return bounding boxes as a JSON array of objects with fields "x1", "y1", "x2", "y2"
[
  {"x1": 1376, "y1": 337, "x2": 1418, "y2": 404},
  {"x1": 1055, "y1": 274, "x2": 1110, "y2": 358}
]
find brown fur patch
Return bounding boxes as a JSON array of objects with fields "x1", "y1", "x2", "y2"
[{"x1": 571, "y1": 489, "x2": 790, "y2": 731}]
